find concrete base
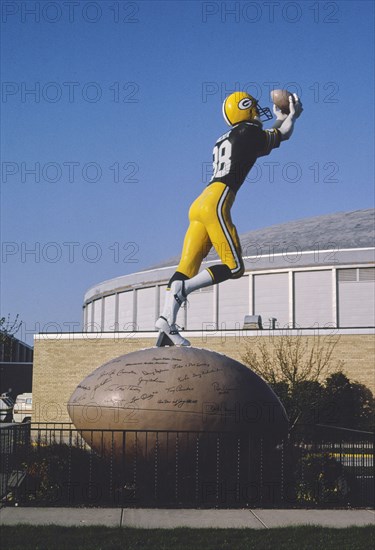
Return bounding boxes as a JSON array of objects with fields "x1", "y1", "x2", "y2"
[{"x1": 1, "y1": 507, "x2": 374, "y2": 529}]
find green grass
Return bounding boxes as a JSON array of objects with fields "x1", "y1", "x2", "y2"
[{"x1": 1, "y1": 525, "x2": 374, "y2": 550}]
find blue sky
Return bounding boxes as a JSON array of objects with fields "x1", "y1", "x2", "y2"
[{"x1": 1, "y1": 0, "x2": 374, "y2": 344}]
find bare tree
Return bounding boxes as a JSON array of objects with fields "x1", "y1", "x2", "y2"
[
  {"x1": 0, "y1": 315, "x2": 22, "y2": 363},
  {"x1": 242, "y1": 331, "x2": 346, "y2": 432},
  {"x1": 0, "y1": 314, "x2": 21, "y2": 341},
  {"x1": 241, "y1": 331, "x2": 343, "y2": 392}
]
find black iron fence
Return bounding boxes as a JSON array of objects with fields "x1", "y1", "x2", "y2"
[{"x1": 0, "y1": 423, "x2": 373, "y2": 509}]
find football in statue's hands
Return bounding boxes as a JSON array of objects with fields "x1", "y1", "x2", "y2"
[{"x1": 271, "y1": 89, "x2": 293, "y2": 114}]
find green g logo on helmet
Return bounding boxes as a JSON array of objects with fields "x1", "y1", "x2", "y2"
[{"x1": 222, "y1": 91, "x2": 273, "y2": 126}]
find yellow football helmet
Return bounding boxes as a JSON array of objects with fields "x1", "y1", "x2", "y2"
[{"x1": 222, "y1": 91, "x2": 273, "y2": 126}]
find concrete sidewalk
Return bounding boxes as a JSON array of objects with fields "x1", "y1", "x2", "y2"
[{"x1": 0, "y1": 507, "x2": 374, "y2": 529}]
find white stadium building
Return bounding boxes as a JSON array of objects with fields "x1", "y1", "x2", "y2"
[{"x1": 83, "y1": 209, "x2": 375, "y2": 333}]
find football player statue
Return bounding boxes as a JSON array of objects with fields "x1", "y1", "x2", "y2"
[{"x1": 156, "y1": 91, "x2": 303, "y2": 345}]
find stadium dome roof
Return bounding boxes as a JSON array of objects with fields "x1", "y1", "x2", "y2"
[
  {"x1": 150, "y1": 208, "x2": 375, "y2": 269},
  {"x1": 84, "y1": 209, "x2": 375, "y2": 303}
]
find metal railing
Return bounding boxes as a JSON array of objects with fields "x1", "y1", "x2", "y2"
[{"x1": 0, "y1": 423, "x2": 373, "y2": 508}]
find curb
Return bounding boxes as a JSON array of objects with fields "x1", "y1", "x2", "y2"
[{"x1": 0, "y1": 507, "x2": 374, "y2": 529}]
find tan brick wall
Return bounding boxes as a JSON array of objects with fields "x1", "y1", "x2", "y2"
[{"x1": 32, "y1": 333, "x2": 374, "y2": 423}]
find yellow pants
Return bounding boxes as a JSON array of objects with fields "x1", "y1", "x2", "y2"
[{"x1": 176, "y1": 182, "x2": 244, "y2": 279}]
